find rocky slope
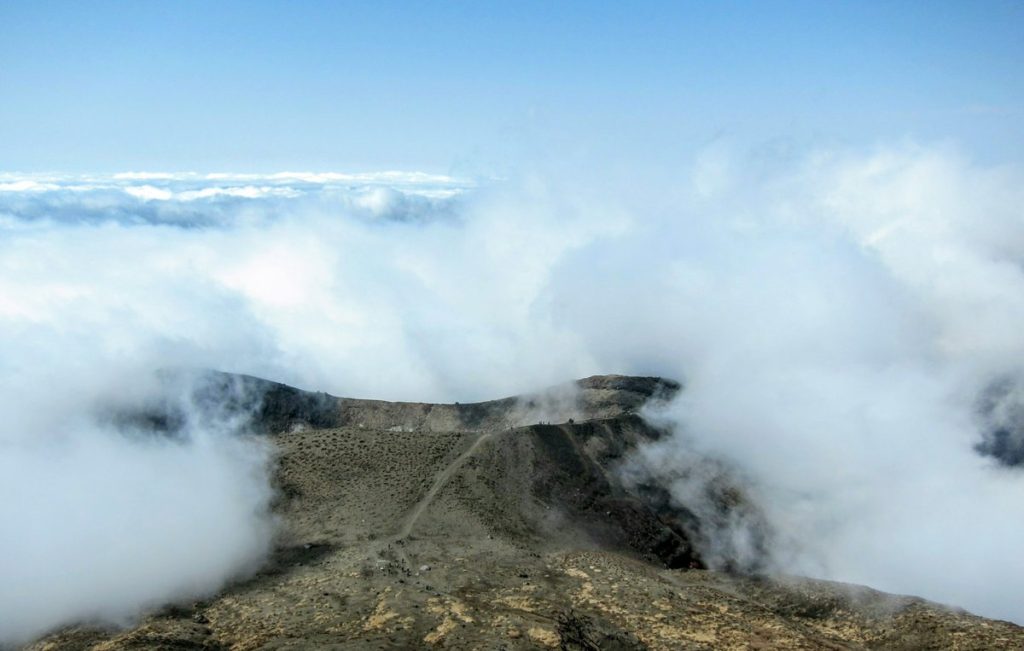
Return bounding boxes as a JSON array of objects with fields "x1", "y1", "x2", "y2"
[{"x1": 28, "y1": 374, "x2": 1024, "y2": 650}]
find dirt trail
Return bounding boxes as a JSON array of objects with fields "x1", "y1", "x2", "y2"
[{"x1": 396, "y1": 430, "x2": 494, "y2": 541}]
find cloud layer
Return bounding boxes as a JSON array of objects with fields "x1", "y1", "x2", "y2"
[{"x1": 1, "y1": 146, "x2": 1023, "y2": 642}]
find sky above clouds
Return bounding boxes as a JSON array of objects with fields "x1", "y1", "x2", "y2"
[{"x1": 1, "y1": 1, "x2": 1023, "y2": 172}]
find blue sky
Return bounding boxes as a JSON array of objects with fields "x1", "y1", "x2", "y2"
[{"x1": 1, "y1": 1, "x2": 1022, "y2": 172}]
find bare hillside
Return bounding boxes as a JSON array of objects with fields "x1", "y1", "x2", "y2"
[{"x1": 28, "y1": 375, "x2": 1024, "y2": 650}]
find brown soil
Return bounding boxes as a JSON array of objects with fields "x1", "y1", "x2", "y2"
[{"x1": 27, "y1": 375, "x2": 1024, "y2": 650}]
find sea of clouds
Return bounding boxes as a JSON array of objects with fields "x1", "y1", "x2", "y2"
[{"x1": 1, "y1": 143, "x2": 1023, "y2": 642}]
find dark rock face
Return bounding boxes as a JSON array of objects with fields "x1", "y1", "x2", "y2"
[
  {"x1": 250, "y1": 380, "x2": 341, "y2": 433},
  {"x1": 575, "y1": 374, "x2": 681, "y2": 400},
  {"x1": 976, "y1": 377, "x2": 1024, "y2": 467},
  {"x1": 182, "y1": 371, "x2": 342, "y2": 434},
  {"x1": 525, "y1": 418, "x2": 701, "y2": 570},
  {"x1": 105, "y1": 370, "x2": 342, "y2": 438}
]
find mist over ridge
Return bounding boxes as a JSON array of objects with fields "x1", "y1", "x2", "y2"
[{"x1": 2, "y1": 141, "x2": 1024, "y2": 643}]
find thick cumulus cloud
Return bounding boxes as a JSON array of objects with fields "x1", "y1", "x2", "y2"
[
  {"x1": 545, "y1": 144, "x2": 1024, "y2": 623},
  {"x1": 1, "y1": 147, "x2": 1024, "y2": 642},
  {"x1": 0, "y1": 373, "x2": 274, "y2": 645}
]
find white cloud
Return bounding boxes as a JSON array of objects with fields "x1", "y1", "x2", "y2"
[
  {"x1": 124, "y1": 184, "x2": 174, "y2": 201},
  {"x1": 0, "y1": 180, "x2": 58, "y2": 193},
  {"x1": 1, "y1": 148, "x2": 1023, "y2": 642}
]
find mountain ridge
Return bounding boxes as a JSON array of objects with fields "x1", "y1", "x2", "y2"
[{"x1": 28, "y1": 373, "x2": 1024, "y2": 650}]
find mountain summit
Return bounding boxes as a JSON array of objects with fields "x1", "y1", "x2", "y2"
[{"x1": 31, "y1": 374, "x2": 1024, "y2": 650}]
